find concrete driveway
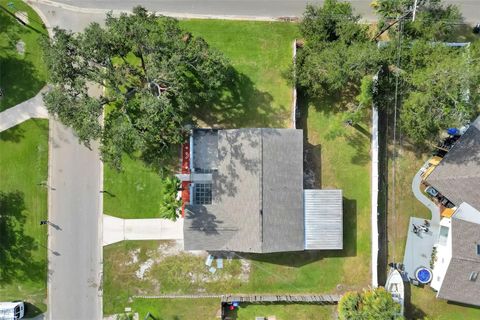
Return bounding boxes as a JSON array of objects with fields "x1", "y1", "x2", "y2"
[{"x1": 103, "y1": 215, "x2": 183, "y2": 246}]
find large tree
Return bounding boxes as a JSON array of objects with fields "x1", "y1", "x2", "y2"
[
  {"x1": 372, "y1": 0, "x2": 463, "y2": 41},
  {"x1": 296, "y1": 0, "x2": 382, "y2": 114},
  {"x1": 372, "y1": 1, "x2": 480, "y2": 144},
  {"x1": 400, "y1": 41, "x2": 480, "y2": 143},
  {"x1": 338, "y1": 288, "x2": 403, "y2": 320},
  {"x1": 42, "y1": 7, "x2": 229, "y2": 169}
]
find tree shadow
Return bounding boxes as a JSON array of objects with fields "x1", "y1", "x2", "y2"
[
  {"x1": 238, "y1": 197, "x2": 357, "y2": 267},
  {"x1": 185, "y1": 205, "x2": 223, "y2": 235},
  {"x1": 0, "y1": 6, "x2": 45, "y2": 112},
  {"x1": 404, "y1": 282, "x2": 427, "y2": 320},
  {"x1": 298, "y1": 92, "x2": 322, "y2": 189},
  {"x1": 0, "y1": 191, "x2": 44, "y2": 284},
  {"x1": 0, "y1": 54, "x2": 44, "y2": 112},
  {"x1": 345, "y1": 130, "x2": 370, "y2": 166},
  {"x1": 192, "y1": 67, "x2": 283, "y2": 128},
  {"x1": 0, "y1": 123, "x2": 25, "y2": 142}
]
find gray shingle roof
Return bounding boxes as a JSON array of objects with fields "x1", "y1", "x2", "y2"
[
  {"x1": 184, "y1": 128, "x2": 304, "y2": 253},
  {"x1": 437, "y1": 218, "x2": 480, "y2": 306},
  {"x1": 262, "y1": 129, "x2": 304, "y2": 252},
  {"x1": 426, "y1": 116, "x2": 480, "y2": 209}
]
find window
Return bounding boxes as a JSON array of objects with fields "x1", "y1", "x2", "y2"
[
  {"x1": 477, "y1": 244, "x2": 480, "y2": 256},
  {"x1": 438, "y1": 226, "x2": 449, "y2": 246},
  {"x1": 194, "y1": 183, "x2": 212, "y2": 205}
]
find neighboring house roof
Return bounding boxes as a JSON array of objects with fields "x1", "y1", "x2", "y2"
[
  {"x1": 184, "y1": 128, "x2": 304, "y2": 253},
  {"x1": 437, "y1": 217, "x2": 480, "y2": 306},
  {"x1": 426, "y1": 116, "x2": 480, "y2": 209}
]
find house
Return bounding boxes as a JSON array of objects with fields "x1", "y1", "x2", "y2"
[
  {"x1": 430, "y1": 203, "x2": 480, "y2": 306},
  {"x1": 178, "y1": 128, "x2": 343, "y2": 253},
  {"x1": 425, "y1": 116, "x2": 480, "y2": 209},
  {"x1": 421, "y1": 116, "x2": 480, "y2": 306}
]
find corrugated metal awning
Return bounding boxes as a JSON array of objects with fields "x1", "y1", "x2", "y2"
[{"x1": 304, "y1": 189, "x2": 343, "y2": 250}]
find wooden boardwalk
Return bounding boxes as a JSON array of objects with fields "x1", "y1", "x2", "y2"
[{"x1": 221, "y1": 294, "x2": 342, "y2": 304}]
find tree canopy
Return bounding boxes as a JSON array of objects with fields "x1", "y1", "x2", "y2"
[
  {"x1": 338, "y1": 287, "x2": 403, "y2": 320},
  {"x1": 296, "y1": 0, "x2": 479, "y2": 145},
  {"x1": 371, "y1": 1, "x2": 480, "y2": 144},
  {"x1": 42, "y1": 6, "x2": 229, "y2": 169},
  {"x1": 296, "y1": 0, "x2": 383, "y2": 121}
]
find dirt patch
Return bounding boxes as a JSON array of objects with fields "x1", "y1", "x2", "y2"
[
  {"x1": 239, "y1": 258, "x2": 251, "y2": 282},
  {"x1": 16, "y1": 40, "x2": 25, "y2": 55}
]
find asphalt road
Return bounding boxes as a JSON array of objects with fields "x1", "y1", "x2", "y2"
[
  {"x1": 38, "y1": 0, "x2": 480, "y2": 22},
  {"x1": 48, "y1": 119, "x2": 102, "y2": 320}
]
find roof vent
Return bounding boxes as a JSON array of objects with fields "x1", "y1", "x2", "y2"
[{"x1": 469, "y1": 271, "x2": 478, "y2": 282}]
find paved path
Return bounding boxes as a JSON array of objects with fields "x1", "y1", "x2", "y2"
[
  {"x1": 103, "y1": 215, "x2": 183, "y2": 246},
  {"x1": 0, "y1": 88, "x2": 48, "y2": 132},
  {"x1": 411, "y1": 164, "x2": 440, "y2": 226},
  {"x1": 30, "y1": 0, "x2": 480, "y2": 23},
  {"x1": 48, "y1": 120, "x2": 103, "y2": 320}
]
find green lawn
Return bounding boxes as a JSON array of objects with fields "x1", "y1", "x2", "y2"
[
  {"x1": 409, "y1": 286, "x2": 480, "y2": 320},
  {"x1": 0, "y1": 0, "x2": 47, "y2": 112},
  {"x1": 0, "y1": 119, "x2": 49, "y2": 316},
  {"x1": 103, "y1": 20, "x2": 299, "y2": 219},
  {"x1": 103, "y1": 155, "x2": 175, "y2": 218},
  {"x1": 230, "y1": 304, "x2": 335, "y2": 320}
]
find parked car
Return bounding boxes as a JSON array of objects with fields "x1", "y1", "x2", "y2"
[
  {"x1": 0, "y1": 301, "x2": 25, "y2": 320},
  {"x1": 425, "y1": 186, "x2": 439, "y2": 198}
]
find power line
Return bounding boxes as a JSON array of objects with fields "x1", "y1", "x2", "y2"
[{"x1": 390, "y1": 15, "x2": 405, "y2": 264}]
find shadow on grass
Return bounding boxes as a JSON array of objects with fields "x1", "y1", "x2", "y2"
[
  {"x1": 192, "y1": 67, "x2": 283, "y2": 128},
  {"x1": 24, "y1": 302, "x2": 43, "y2": 318},
  {"x1": 0, "y1": 191, "x2": 44, "y2": 284},
  {"x1": 0, "y1": 5, "x2": 46, "y2": 112},
  {"x1": 0, "y1": 54, "x2": 45, "y2": 112},
  {"x1": 404, "y1": 282, "x2": 427, "y2": 320},
  {"x1": 240, "y1": 198, "x2": 357, "y2": 267},
  {"x1": 0, "y1": 123, "x2": 25, "y2": 142}
]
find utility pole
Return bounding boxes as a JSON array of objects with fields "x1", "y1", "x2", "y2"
[{"x1": 412, "y1": 0, "x2": 419, "y2": 21}]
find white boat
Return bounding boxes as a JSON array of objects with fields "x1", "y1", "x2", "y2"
[{"x1": 385, "y1": 269, "x2": 405, "y2": 317}]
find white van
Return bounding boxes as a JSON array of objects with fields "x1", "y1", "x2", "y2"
[{"x1": 0, "y1": 301, "x2": 25, "y2": 320}]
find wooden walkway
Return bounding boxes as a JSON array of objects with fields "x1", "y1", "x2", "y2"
[
  {"x1": 221, "y1": 294, "x2": 341, "y2": 304},
  {"x1": 133, "y1": 294, "x2": 342, "y2": 304}
]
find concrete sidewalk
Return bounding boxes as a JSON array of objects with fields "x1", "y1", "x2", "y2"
[
  {"x1": 0, "y1": 88, "x2": 48, "y2": 132},
  {"x1": 103, "y1": 215, "x2": 183, "y2": 246}
]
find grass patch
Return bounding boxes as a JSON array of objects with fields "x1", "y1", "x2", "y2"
[
  {"x1": 103, "y1": 155, "x2": 175, "y2": 218},
  {"x1": 128, "y1": 298, "x2": 221, "y2": 320},
  {"x1": 0, "y1": 119, "x2": 49, "y2": 315},
  {"x1": 103, "y1": 20, "x2": 298, "y2": 218},
  {"x1": 0, "y1": 0, "x2": 47, "y2": 112},
  {"x1": 408, "y1": 286, "x2": 480, "y2": 319},
  {"x1": 230, "y1": 304, "x2": 335, "y2": 319}
]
